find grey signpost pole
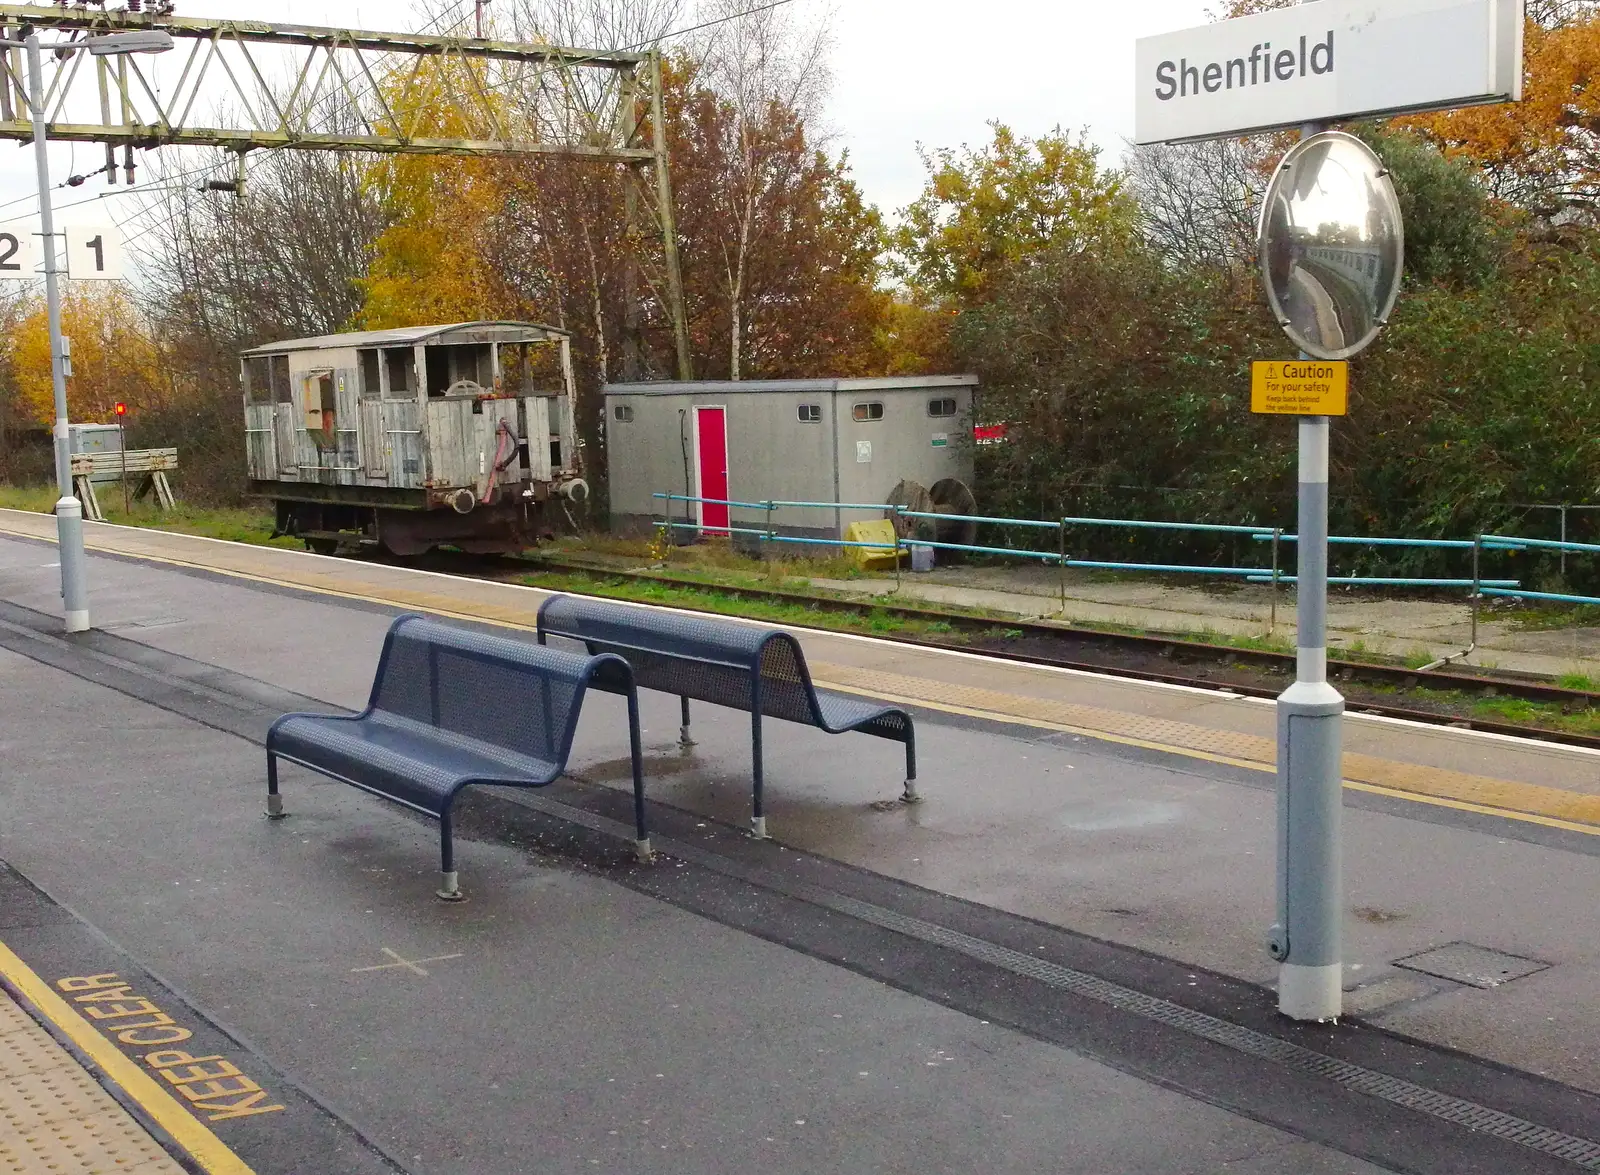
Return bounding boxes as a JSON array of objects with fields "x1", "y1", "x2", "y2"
[
  {"x1": 1138, "y1": 0, "x2": 1515, "y2": 1029},
  {"x1": 27, "y1": 31, "x2": 91, "y2": 634},
  {"x1": 1270, "y1": 92, "x2": 1345, "y2": 1023}
]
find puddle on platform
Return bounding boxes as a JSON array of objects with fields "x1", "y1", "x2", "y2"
[
  {"x1": 578, "y1": 753, "x2": 700, "y2": 783},
  {"x1": 1056, "y1": 799, "x2": 1185, "y2": 832}
]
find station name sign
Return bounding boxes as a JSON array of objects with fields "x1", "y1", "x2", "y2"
[{"x1": 1136, "y1": 0, "x2": 1525, "y2": 145}]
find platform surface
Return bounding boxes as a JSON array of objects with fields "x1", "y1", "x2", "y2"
[{"x1": 2, "y1": 513, "x2": 1599, "y2": 1175}]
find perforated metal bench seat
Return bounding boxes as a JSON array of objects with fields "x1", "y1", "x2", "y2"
[
  {"x1": 536, "y1": 594, "x2": 918, "y2": 838},
  {"x1": 267, "y1": 614, "x2": 652, "y2": 899},
  {"x1": 268, "y1": 714, "x2": 565, "y2": 816}
]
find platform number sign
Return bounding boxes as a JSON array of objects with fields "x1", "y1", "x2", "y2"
[
  {"x1": 0, "y1": 223, "x2": 41, "y2": 280},
  {"x1": 66, "y1": 225, "x2": 125, "y2": 281}
]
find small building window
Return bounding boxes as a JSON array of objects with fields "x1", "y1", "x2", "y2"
[
  {"x1": 928, "y1": 397, "x2": 957, "y2": 418},
  {"x1": 797, "y1": 404, "x2": 822, "y2": 423},
  {"x1": 613, "y1": 404, "x2": 634, "y2": 423},
  {"x1": 852, "y1": 402, "x2": 884, "y2": 422}
]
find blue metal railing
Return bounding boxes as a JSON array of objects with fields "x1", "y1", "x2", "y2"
[
  {"x1": 639, "y1": 493, "x2": 1600, "y2": 666},
  {"x1": 647, "y1": 493, "x2": 1544, "y2": 646},
  {"x1": 1479, "y1": 536, "x2": 1600, "y2": 610}
]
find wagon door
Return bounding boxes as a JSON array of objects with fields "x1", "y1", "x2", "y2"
[
  {"x1": 269, "y1": 355, "x2": 299, "y2": 481},
  {"x1": 426, "y1": 398, "x2": 476, "y2": 488},
  {"x1": 243, "y1": 356, "x2": 278, "y2": 480},
  {"x1": 360, "y1": 400, "x2": 387, "y2": 480}
]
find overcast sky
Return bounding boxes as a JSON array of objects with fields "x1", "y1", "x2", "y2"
[{"x1": 0, "y1": 0, "x2": 1214, "y2": 254}]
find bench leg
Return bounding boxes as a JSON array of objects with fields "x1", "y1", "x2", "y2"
[
  {"x1": 628, "y1": 688, "x2": 654, "y2": 864},
  {"x1": 436, "y1": 810, "x2": 465, "y2": 902},
  {"x1": 265, "y1": 754, "x2": 287, "y2": 820},
  {"x1": 750, "y1": 709, "x2": 768, "y2": 840},
  {"x1": 901, "y1": 726, "x2": 921, "y2": 805},
  {"x1": 678, "y1": 696, "x2": 695, "y2": 750}
]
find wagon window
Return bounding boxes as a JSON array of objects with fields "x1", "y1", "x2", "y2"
[
  {"x1": 852, "y1": 402, "x2": 884, "y2": 422},
  {"x1": 927, "y1": 397, "x2": 957, "y2": 418},
  {"x1": 270, "y1": 355, "x2": 292, "y2": 404},
  {"x1": 245, "y1": 357, "x2": 272, "y2": 405},
  {"x1": 798, "y1": 404, "x2": 822, "y2": 423},
  {"x1": 304, "y1": 369, "x2": 337, "y2": 445},
  {"x1": 383, "y1": 348, "x2": 413, "y2": 399},
  {"x1": 358, "y1": 350, "x2": 382, "y2": 400},
  {"x1": 613, "y1": 404, "x2": 634, "y2": 423}
]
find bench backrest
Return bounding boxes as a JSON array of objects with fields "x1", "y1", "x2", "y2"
[
  {"x1": 368, "y1": 615, "x2": 622, "y2": 766},
  {"x1": 536, "y1": 595, "x2": 823, "y2": 725}
]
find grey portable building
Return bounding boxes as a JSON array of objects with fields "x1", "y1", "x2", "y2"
[{"x1": 604, "y1": 376, "x2": 977, "y2": 541}]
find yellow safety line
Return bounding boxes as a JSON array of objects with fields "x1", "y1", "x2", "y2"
[
  {"x1": 0, "y1": 937, "x2": 255, "y2": 1175},
  {"x1": 1343, "y1": 781, "x2": 1600, "y2": 837},
  {"x1": 5, "y1": 520, "x2": 1598, "y2": 838}
]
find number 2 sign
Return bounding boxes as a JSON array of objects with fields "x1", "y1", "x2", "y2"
[
  {"x1": 0, "y1": 224, "x2": 41, "y2": 280},
  {"x1": 66, "y1": 224, "x2": 124, "y2": 281}
]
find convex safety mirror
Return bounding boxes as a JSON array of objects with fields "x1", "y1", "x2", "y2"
[{"x1": 1258, "y1": 131, "x2": 1404, "y2": 361}]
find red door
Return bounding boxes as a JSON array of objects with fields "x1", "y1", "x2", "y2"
[{"x1": 695, "y1": 406, "x2": 730, "y2": 534}]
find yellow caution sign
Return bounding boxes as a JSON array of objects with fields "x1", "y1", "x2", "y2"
[{"x1": 1251, "y1": 361, "x2": 1349, "y2": 416}]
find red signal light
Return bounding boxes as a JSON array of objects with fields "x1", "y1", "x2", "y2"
[{"x1": 114, "y1": 402, "x2": 127, "y2": 417}]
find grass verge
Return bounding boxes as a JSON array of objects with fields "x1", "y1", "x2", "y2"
[{"x1": 0, "y1": 485, "x2": 300, "y2": 549}]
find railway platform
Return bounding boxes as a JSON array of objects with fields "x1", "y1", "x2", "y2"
[{"x1": 1, "y1": 508, "x2": 1598, "y2": 1174}]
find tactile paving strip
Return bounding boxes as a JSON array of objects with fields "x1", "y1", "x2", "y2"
[
  {"x1": 0, "y1": 991, "x2": 183, "y2": 1175},
  {"x1": 811, "y1": 661, "x2": 1600, "y2": 827}
]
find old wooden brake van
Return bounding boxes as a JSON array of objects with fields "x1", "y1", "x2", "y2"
[{"x1": 242, "y1": 321, "x2": 588, "y2": 555}]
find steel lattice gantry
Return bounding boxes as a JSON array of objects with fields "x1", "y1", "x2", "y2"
[{"x1": 0, "y1": 3, "x2": 691, "y2": 376}]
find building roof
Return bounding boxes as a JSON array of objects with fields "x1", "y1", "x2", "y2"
[
  {"x1": 242, "y1": 321, "x2": 569, "y2": 357},
  {"x1": 603, "y1": 375, "x2": 978, "y2": 396}
]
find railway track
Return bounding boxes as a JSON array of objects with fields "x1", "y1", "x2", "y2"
[{"x1": 400, "y1": 549, "x2": 1600, "y2": 752}]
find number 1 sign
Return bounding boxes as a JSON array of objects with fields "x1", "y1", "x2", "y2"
[
  {"x1": 66, "y1": 224, "x2": 125, "y2": 281},
  {"x1": 0, "y1": 223, "x2": 42, "y2": 280}
]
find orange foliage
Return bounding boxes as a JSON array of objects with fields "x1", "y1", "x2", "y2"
[
  {"x1": 1400, "y1": 17, "x2": 1600, "y2": 212},
  {"x1": 5, "y1": 286, "x2": 163, "y2": 427},
  {"x1": 358, "y1": 58, "x2": 511, "y2": 328}
]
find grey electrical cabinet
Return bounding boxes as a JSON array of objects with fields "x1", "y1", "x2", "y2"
[
  {"x1": 603, "y1": 376, "x2": 978, "y2": 541},
  {"x1": 68, "y1": 423, "x2": 124, "y2": 485}
]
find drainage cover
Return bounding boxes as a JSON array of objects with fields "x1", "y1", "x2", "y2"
[{"x1": 1394, "y1": 943, "x2": 1550, "y2": 989}]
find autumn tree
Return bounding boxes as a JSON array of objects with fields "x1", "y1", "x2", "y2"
[
  {"x1": 893, "y1": 124, "x2": 1139, "y2": 309},
  {"x1": 4, "y1": 285, "x2": 163, "y2": 427},
  {"x1": 1402, "y1": 10, "x2": 1600, "y2": 225},
  {"x1": 669, "y1": 78, "x2": 888, "y2": 380},
  {"x1": 688, "y1": 0, "x2": 833, "y2": 379},
  {"x1": 358, "y1": 53, "x2": 511, "y2": 328}
]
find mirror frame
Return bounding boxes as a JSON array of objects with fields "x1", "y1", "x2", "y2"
[{"x1": 1257, "y1": 131, "x2": 1404, "y2": 362}]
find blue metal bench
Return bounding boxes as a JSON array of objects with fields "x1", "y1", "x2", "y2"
[
  {"x1": 535, "y1": 594, "x2": 918, "y2": 839},
  {"x1": 266, "y1": 614, "x2": 652, "y2": 900}
]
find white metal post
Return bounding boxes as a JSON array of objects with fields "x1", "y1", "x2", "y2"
[
  {"x1": 27, "y1": 31, "x2": 90, "y2": 633},
  {"x1": 1270, "y1": 101, "x2": 1344, "y2": 1023}
]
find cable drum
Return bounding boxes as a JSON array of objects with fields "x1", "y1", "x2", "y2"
[{"x1": 887, "y1": 478, "x2": 979, "y2": 549}]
